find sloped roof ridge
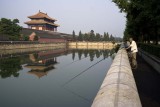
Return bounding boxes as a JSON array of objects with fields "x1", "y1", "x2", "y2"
[{"x1": 28, "y1": 11, "x2": 57, "y2": 21}]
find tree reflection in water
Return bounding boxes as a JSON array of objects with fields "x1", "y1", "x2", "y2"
[
  {"x1": 72, "y1": 50, "x2": 76, "y2": 61},
  {"x1": 0, "y1": 57, "x2": 22, "y2": 78},
  {"x1": 72, "y1": 48, "x2": 116, "y2": 61},
  {"x1": 0, "y1": 48, "x2": 116, "y2": 78}
]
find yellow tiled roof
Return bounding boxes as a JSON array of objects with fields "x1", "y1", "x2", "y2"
[
  {"x1": 28, "y1": 11, "x2": 57, "y2": 21},
  {"x1": 25, "y1": 20, "x2": 59, "y2": 27}
]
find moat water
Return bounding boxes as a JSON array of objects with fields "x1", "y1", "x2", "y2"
[{"x1": 0, "y1": 48, "x2": 115, "y2": 107}]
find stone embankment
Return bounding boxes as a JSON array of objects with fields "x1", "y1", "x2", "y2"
[
  {"x1": 0, "y1": 43, "x2": 66, "y2": 50},
  {"x1": 92, "y1": 48, "x2": 142, "y2": 107}
]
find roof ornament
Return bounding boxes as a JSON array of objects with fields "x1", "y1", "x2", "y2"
[{"x1": 39, "y1": 10, "x2": 40, "y2": 12}]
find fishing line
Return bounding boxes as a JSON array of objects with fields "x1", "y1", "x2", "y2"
[{"x1": 63, "y1": 58, "x2": 105, "y2": 86}]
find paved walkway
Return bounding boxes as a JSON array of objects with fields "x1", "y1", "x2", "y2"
[{"x1": 133, "y1": 54, "x2": 160, "y2": 107}]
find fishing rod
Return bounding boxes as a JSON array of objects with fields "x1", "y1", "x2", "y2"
[{"x1": 63, "y1": 58, "x2": 105, "y2": 86}]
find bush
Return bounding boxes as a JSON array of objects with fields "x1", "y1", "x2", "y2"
[{"x1": 139, "y1": 43, "x2": 160, "y2": 58}]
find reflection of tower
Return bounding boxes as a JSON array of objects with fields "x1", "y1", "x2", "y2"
[
  {"x1": 25, "y1": 57, "x2": 57, "y2": 78},
  {"x1": 28, "y1": 70, "x2": 50, "y2": 78},
  {"x1": 25, "y1": 48, "x2": 71, "y2": 78}
]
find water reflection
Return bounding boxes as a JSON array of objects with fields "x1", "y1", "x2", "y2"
[
  {"x1": 0, "y1": 48, "x2": 67, "y2": 78},
  {"x1": 28, "y1": 69, "x2": 53, "y2": 78},
  {"x1": 0, "y1": 57, "x2": 22, "y2": 78},
  {"x1": 26, "y1": 56, "x2": 57, "y2": 78},
  {"x1": 24, "y1": 49, "x2": 67, "y2": 78},
  {"x1": 0, "y1": 48, "x2": 115, "y2": 107},
  {"x1": 0, "y1": 48, "x2": 116, "y2": 79},
  {"x1": 73, "y1": 49, "x2": 115, "y2": 61}
]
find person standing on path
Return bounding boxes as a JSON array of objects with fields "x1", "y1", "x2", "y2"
[{"x1": 126, "y1": 37, "x2": 138, "y2": 69}]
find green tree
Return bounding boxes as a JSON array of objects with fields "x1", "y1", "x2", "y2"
[
  {"x1": 78, "y1": 31, "x2": 83, "y2": 41},
  {"x1": 103, "y1": 32, "x2": 106, "y2": 41},
  {"x1": 89, "y1": 30, "x2": 95, "y2": 41},
  {"x1": 72, "y1": 30, "x2": 76, "y2": 41},
  {"x1": 95, "y1": 33, "x2": 101, "y2": 41},
  {"x1": 83, "y1": 33, "x2": 89, "y2": 41},
  {"x1": 110, "y1": 34, "x2": 115, "y2": 41},
  {"x1": 103, "y1": 32, "x2": 109, "y2": 41},
  {"x1": 106, "y1": 33, "x2": 110, "y2": 41},
  {"x1": 112, "y1": 0, "x2": 160, "y2": 44},
  {"x1": 0, "y1": 18, "x2": 22, "y2": 40}
]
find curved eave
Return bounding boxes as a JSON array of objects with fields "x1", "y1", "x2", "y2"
[
  {"x1": 28, "y1": 16, "x2": 57, "y2": 21},
  {"x1": 24, "y1": 21, "x2": 60, "y2": 27}
]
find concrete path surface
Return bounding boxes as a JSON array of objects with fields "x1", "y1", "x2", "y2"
[{"x1": 133, "y1": 54, "x2": 160, "y2": 107}]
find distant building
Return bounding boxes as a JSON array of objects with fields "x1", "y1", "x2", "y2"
[{"x1": 25, "y1": 11, "x2": 59, "y2": 31}]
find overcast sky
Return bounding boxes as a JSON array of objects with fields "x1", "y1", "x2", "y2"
[{"x1": 0, "y1": 0, "x2": 126, "y2": 37}]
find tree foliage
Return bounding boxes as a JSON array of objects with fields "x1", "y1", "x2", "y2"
[
  {"x1": 78, "y1": 31, "x2": 83, "y2": 41},
  {"x1": 112, "y1": 0, "x2": 160, "y2": 44},
  {"x1": 103, "y1": 32, "x2": 109, "y2": 41},
  {"x1": 76, "y1": 30, "x2": 121, "y2": 42},
  {"x1": 0, "y1": 18, "x2": 22, "y2": 40},
  {"x1": 72, "y1": 30, "x2": 76, "y2": 40},
  {"x1": 89, "y1": 30, "x2": 96, "y2": 41},
  {"x1": 83, "y1": 33, "x2": 89, "y2": 41},
  {"x1": 95, "y1": 33, "x2": 101, "y2": 41}
]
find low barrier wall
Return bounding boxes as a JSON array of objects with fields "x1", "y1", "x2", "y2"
[
  {"x1": 0, "y1": 43, "x2": 66, "y2": 50},
  {"x1": 92, "y1": 48, "x2": 142, "y2": 107},
  {"x1": 68, "y1": 42, "x2": 115, "y2": 49}
]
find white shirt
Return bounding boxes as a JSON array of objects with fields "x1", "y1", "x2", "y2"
[{"x1": 130, "y1": 41, "x2": 138, "y2": 53}]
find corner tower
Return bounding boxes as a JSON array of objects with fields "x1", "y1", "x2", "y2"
[{"x1": 25, "y1": 11, "x2": 59, "y2": 31}]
